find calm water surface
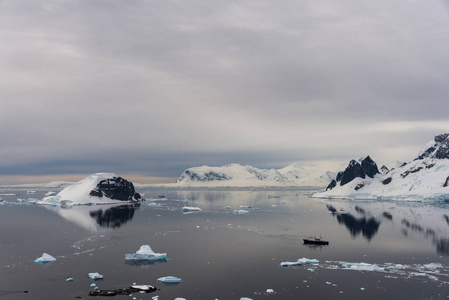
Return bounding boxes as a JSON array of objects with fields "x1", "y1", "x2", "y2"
[{"x1": 1, "y1": 188, "x2": 449, "y2": 299}]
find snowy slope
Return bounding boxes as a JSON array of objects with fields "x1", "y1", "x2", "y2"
[
  {"x1": 175, "y1": 163, "x2": 338, "y2": 187},
  {"x1": 38, "y1": 173, "x2": 135, "y2": 205},
  {"x1": 313, "y1": 134, "x2": 449, "y2": 201}
]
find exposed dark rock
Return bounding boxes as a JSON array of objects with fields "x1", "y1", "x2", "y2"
[
  {"x1": 177, "y1": 170, "x2": 231, "y2": 182},
  {"x1": 399, "y1": 162, "x2": 408, "y2": 168},
  {"x1": 410, "y1": 167, "x2": 423, "y2": 174},
  {"x1": 354, "y1": 183, "x2": 365, "y2": 191},
  {"x1": 89, "y1": 176, "x2": 140, "y2": 201},
  {"x1": 383, "y1": 212, "x2": 393, "y2": 220},
  {"x1": 382, "y1": 177, "x2": 392, "y2": 185},
  {"x1": 417, "y1": 133, "x2": 449, "y2": 160},
  {"x1": 326, "y1": 179, "x2": 337, "y2": 191},
  {"x1": 444, "y1": 176, "x2": 449, "y2": 188},
  {"x1": 380, "y1": 165, "x2": 390, "y2": 175},
  {"x1": 400, "y1": 171, "x2": 409, "y2": 179},
  {"x1": 88, "y1": 285, "x2": 157, "y2": 297},
  {"x1": 361, "y1": 156, "x2": 380, "y2": 178},
  {"x1": 340, "y1": 160, "x2": 366, "y2": 186}
]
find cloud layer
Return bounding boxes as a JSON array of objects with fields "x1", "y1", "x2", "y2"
[{"x1": 1, "y1": 0, "x2": 449, "y2": 182}]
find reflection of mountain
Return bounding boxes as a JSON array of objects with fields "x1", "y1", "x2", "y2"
[
  {"x1": 336, "y1": 214, "x2": 380, "y2": 240},
  {"x1": 89, "y1": 204, "x2": 139, "y2": 228},
  {"x1": 327, "y1": 204, "x2": 380, "y2": 240}
]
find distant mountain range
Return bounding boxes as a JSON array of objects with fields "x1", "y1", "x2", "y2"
[
  {"x1": 313, "y1": 133, "x2": 449, "y2": 201},
  {"x1": 175, "y1": 162, "x2": 337, "y2": 187}
]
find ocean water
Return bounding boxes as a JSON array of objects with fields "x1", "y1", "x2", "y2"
[{"x1": 1, "y1": 188, "x2": 449, "y2": 299}]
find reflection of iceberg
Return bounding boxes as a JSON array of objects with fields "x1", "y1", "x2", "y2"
[
  {"x1": 90, "y1": 204, "x2": 139, "y2": 228},
  {"x1": 44, "y1": 204, "x2": 138, "y2": 231},
  {"x1": 125, "y1": 245, "x2": 167, "y2": 263}
]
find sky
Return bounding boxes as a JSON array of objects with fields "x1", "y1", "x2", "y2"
[{"x1": 1, "y1": 0, "x2": 449, "y2": 184}]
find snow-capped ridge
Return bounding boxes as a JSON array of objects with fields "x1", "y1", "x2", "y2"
[{"x1": 314, "y1": 133, "x2": 449, "y2": 200}]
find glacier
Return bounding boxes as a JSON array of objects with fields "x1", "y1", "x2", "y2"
[{"x1": 125, "y1": 245, "x2": 167, "y2": 261}]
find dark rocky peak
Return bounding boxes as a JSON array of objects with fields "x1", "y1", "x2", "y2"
[
  {"x1": 361, "y1": 156, "x2": 380, "y2": 178},
  {"x1": 90, "y1": 176, "x2": 141, "y2": 201},
  {"x1": 417, "y1": 133, "x2": 449, "y2": 160},
  {"x1": 339, "y1": 159, "x2": 366, "y2": 186}
]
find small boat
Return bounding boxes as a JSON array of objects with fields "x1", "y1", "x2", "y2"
[{"x1": 303, "y1": 236, "x2": 329, "y2": 245}]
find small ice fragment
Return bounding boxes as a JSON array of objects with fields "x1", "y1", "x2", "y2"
[
  {"x1": 280, "y1": 257, "x2": 318, "y2": 267},
  {"x1": 88, "y1": 272, "x2": 104, "y2": 279},
  {"x1": 131, "y1": 285, "x2": 155, "y2": 291},
  {"x1": 280, "y1": 261, "x2": 302, "y2": 267},
  {"x1": 174, "y1": 298, "x2": 186, "y2": 300},
  {"x1": 360, "y1": 288, "x2": 365, "y2": 291},
  {"x1": 241, "y1": 298, "x2": 253, "y2": 300},
  {"x1": 152, "y1": 296, "x2": 159, "y2": 300},
  {"x1": 182, "y1": 206, "x2": 201, "y2": 212},
  {"x1": 34, "y1": 253, "x2": 56, "y2": 263},
  {"x1": 125, "y1": 245, "x2": 167, "y2": 261},
  {"x1": 234, "y1": 210, "x2": 249, "y2": 214},
  {"x1": 224, "y1": 206, "x2": 232, "y2": 210},
  {"x1": 66, "y1": 277, "x2": 74, "y2": 282},
  {"x1": 90, "y1": 283, "x2": 97, "y2": 287},
  {"x1": 157, "y1": 276, "x2": 182, "y2": 284},
  {"x1": 266, "y1": 289, "x2": 274, "y2": 294},
  {"x1": 326, "y1": 282, "x2": 331, "y2": 285}
]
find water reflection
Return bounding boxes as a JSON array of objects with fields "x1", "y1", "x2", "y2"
[
  {"x1": 327, "y1": 204, "x2": 381, "y2": 240},
  {"x1": 90, "y1": 204, "x2": 139, "y2": 228},
  {"x1": 46, "y1": 203, "x2": 139, "y2": 231}
]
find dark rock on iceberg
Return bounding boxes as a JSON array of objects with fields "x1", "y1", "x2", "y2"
[
  {"x1": 382, "y1": 177, "x2": 392, "y2": 185},
  {"x1": 89, "y1": 176, "x2": 141, "y2": 201},
  {"x1": 354, "y1": 183, "x2": 365, "y2": 191},
  {"x1": 444, "y1": 176, "x2": 449, "y2": 188},
  {"x1": 326, "y1": 179, "x2": 337, "y2": 191}
]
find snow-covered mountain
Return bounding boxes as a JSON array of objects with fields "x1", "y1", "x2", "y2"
[
  {"x1": 313, "y1": 133, "x2": 449, "y2": 201},
  {"x1": 175, "y1": 163, "x2": 337, "y2": 187},
  {"x1": 38, "y1": 173, "x2": 141, "y2": 205}
]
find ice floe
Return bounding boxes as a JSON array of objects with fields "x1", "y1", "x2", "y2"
[
  {"x1": 88, "y1": 272, "x2": 104, "y2": 279},
  {"x1": 34, "y1": 253, "x2": 56, "y2": 263},
  {"x1": 234, "y1": 209, "x2": 249, "y2": 214},
  {"x1": 157, "y1": 276, "x2": 182, "y2": 285},
  {"x1": 280, "y1": 257, "x2": 319, "y2": 267},
  {"x1": 182, "y1": 206, "x2": 202, "y2": 213},
  {"x1": 125, "y1": 245, "x2": 167, "y2": 261}
]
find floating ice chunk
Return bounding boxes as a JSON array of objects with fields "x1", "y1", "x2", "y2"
[
  {"x1": 157, "y1": 276, "x2": 182, "y2": 284},
  {"x1": 88, "y1": 272, "x2": 104, "y2": 279},
  {"x1": 234, "y1": 209, "x2": 249, "y2": 214},
  {"x1": 90, "y1": 283, "x2": 97, "y2": 287},
  {"x1": 131, "y1": 285, "x2": 155, "y2": 291},
  {"x1": 341, "y1": 262, "x2": 385, "y2": 272},
  {"x1": 280, "y1": 257, "x2": 319, "y2": 267},
  {"x1": 360, "y1": 287, "x2": 366, "y2": 291},
  {"x1": 239, "y1": 205, "x2": 251, "y2": 208},
  {"x1": 66, "y1": 277, "x2": 74, "y2": 282},
  {"x1": 152, "y1": 296, "x2": 159, "y2": 300},
  {"x1": 224, "y1": 206, "x2": 232, "y2": 210},
  {"x1": 266, "y1": 289, "x2": 275, "y2": 294},
  {"x1": 182, "y1": 206, "x2": 201, "y2": 212},
  {"x1": 241, "y1": 298, "x2": 253, "y2": 300},
  {"x1": 174, "y1": 298, "x2": 186, "y2": 300},
  {"x1": 34, "y1": 253, "x2": 56, "y2": 263},
  {"x1": 125, "y1": 245, "x2": 167, "y2": 261}
]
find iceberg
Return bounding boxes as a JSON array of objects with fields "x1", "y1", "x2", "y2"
[
  {"x1": 88, "y1": 272, "x2": 104, "y2": 279},
  {"x1": 125, "y1": 245, "x2": 167, "y2": 261},
  {"x1": 181, "y1": 206, "x2": 202, "y2": 213},
  {"x1": 34, "y1": 253, "x2": 56, "y2": 263},
  {"x1": 157, "y1": 276, "x2": 182, "y2": 284}
]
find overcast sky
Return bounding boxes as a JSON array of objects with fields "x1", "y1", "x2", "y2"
[{"x1": 1, "y1": 0, "x2": 449, "y2": 184}]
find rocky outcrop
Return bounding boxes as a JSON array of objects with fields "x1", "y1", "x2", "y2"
[
  {"x1": 89, "y1": 176, "x2": 141, "y2": 201},
  {"x1": 418, "y1": 133, "x2": 449, "y2": 160},
  {"x1": 326, "y1": 156, "x2": 380, "y2": 190}
]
